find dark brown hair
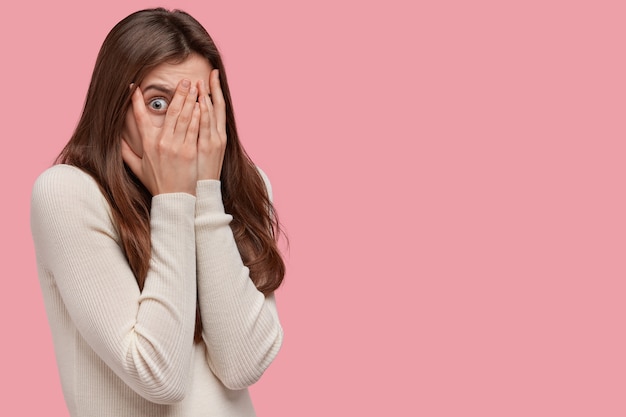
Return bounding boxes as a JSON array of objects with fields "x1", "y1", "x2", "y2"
[{"x1": 57, "y1": 8, "x2": 285, "y2": 341}]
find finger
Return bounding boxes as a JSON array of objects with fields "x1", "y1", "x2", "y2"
[
  {"x1": 130, "y1": 86, "x2": 151, "y2": 134},
  {"x1": 173, "y1": 82, "x2": 199, "y2": 140},
  {"x1": 162, "y1": 79, "x2": 191, "y2": 133},
  {"x1": 198, "y1": 80, "x2": 211, "y2": 141},
  {"x1": 204, "y1": 76, "x2": 218, "y2": 138},
  {"x1": 184, "y1": 102, "x2": 201, "y2": 144},
  {"x1": 120, "y1": 138, "x2": 142, "y2": 178},
  {"x1": 209, "y1": 69, "x2": 227, "y2": 135}
]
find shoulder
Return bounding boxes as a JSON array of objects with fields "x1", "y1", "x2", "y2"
[
  {"x1": 33, "y1": 164, "x2": 101, "y2": 198},
  {"x1": 34, "y1": 164, "x2": 98, "y2": 189},
  {"x1": 256, "y1": 166, "x2": 273, "y2": 201},
  {"x1": 31, "y1": 164, "x2": 108, "y2": 216}
]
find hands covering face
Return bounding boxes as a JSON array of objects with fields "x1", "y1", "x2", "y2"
[{"x1": 121, "y1": 69, "x2": 227, "y2": 196}]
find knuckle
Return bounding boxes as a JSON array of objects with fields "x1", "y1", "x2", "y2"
[
  {"x1": 175, "y1": 85, "x2": 190, "y2": 99},
  {"x1": 155, "y1": 140, "x2": 169, "y2": 153},
  {"x1": 177, "y1": 113, "x2": 191, "y2": 125},
  {"x1": 187, "y1": 125, "x2": 199, "y2": 136},
  {"x1": 167, "y1": 103, "x2": 182, "y2": 116}
]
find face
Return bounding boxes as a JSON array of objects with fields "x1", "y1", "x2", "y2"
[{"x1": 122, "y1": 53, "x2": 213, "y2": 156}]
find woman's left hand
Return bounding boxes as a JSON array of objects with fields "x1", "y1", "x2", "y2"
[{"x1": 197, "y1": 70, "x2": 227, "y2": 181}]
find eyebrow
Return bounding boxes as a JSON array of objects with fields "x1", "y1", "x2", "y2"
[{"x1": 142, "y1": 84, "x2": 174, "y2": 96}]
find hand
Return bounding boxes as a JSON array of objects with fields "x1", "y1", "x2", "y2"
[
  {"x1": 197, "y1": 70, "x2": 227, "y2": 181},
  {"x1": 122, "y1": 79, "x2": 200, "y2": 195}
]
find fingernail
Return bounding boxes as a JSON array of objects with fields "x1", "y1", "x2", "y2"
[
  {"x1": 182, "y1": 79, "x2": 191, "y2": 88},
  {"x1": 190, "y1": 86, "x2": 197, "y2": 95}
]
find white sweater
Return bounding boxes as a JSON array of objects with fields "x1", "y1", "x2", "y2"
[{"x1": 30, "y1": 164, "x2": 283, "y2": 417}]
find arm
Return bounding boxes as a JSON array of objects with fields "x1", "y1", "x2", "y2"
[
  {"x1": 31, "y1": 165, "x2": 197, "y2": 404},
  {"x1": 195, "y1": 169, "x2": 283, "y2": 390}
]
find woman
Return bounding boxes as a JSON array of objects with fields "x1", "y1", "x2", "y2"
[{"x1": 30, "y1": 8, "x2": 285, "y2": 417}]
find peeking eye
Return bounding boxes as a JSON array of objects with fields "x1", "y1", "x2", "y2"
[{"x1": 148, "y1": 98, "x2": 168, "y2": 113}]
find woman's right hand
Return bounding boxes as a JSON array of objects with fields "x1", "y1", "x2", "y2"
[{"x1": 121, "y1": 79, "x2": 200, "y2": 196}]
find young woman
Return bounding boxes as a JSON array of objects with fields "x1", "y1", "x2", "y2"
[{"x1": 30, "y1": 8, "x2": 285, "y2": 417}]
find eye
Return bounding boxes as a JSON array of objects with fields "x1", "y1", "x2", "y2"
[{"x1": 148, "y1": 97, "x2": 168, "y2": 113}]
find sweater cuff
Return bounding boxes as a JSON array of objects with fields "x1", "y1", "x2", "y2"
[
  {"x1": 151, "y1": 193, "x2": 197, "y2": 222},
  {"x1": 195, "y1": 180, "x2": 226, "y2": 212},
  {"x1": 195, "y1": 180, "x2": 233, "y2": 227}
]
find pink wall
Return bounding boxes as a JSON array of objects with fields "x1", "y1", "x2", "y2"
[{"x1": 2, "y1": 0, "x2": 625, "y2": 415}]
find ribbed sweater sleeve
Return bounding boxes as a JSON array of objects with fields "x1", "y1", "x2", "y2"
[
  {"x1": 30, "y1": 165, "x2": 197, "y2": 404},
  {"x1": 195, "y1": 168, "x2": 283, "y2": 390}
]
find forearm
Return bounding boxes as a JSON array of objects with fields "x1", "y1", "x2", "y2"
[
  {"x1": 195, "y1": 180, "x2": 283, "y2": 390},
  {"x1": 125, "y1": 194, "x2": 198, "y2": 400},
  {"x1": 31, "y1": 167, "x2": 198, "y2": 403}
]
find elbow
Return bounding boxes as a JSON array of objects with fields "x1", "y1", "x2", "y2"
[
  {"x1": 136, "y1": 378, "x2": 188, "y2": 404},
  {"x1": 219, "y1": 369, "x2": 264, "y2": 391},
  {"x1": 216, "y1": 325, "x2": 284, "y2": 391},
  {"x1": 155, "y1": 393, "x2": 186, "y2": 405},
  {"x1": 122, "y1": 327, "x2": 196, "y2": 404},
  {"x1": 125, "y1": 347, "x2": 191, "y2": 404}
]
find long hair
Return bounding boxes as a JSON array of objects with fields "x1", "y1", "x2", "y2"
[{"x1": 57, "y1": 8, "x2": 285, "y2": 342}]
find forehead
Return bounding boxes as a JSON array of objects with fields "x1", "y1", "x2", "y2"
[{"x1": 142, "y1": 54, "x2": 213, "y2": 86}]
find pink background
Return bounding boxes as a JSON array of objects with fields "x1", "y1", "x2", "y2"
[{"x1": 2, "y1": 0, "x2": 625, "y2": 415}]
